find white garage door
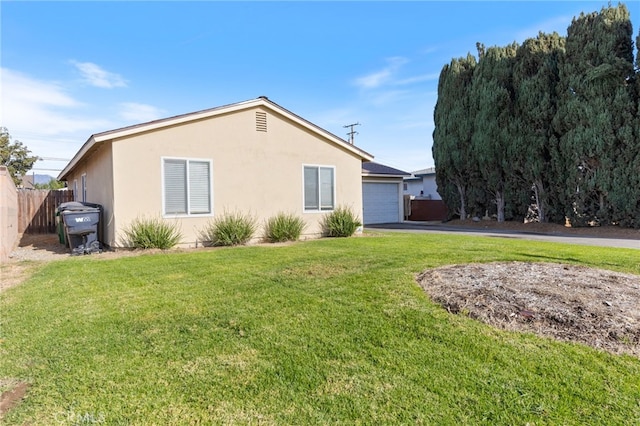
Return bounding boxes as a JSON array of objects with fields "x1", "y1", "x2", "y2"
[{"x1": 363, "y1": 182, "x2": 400, "y2": 224}]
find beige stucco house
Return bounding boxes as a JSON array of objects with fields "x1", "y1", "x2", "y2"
[{"x1": 58, "y1": 97, "x2": 373, "y2": 248}]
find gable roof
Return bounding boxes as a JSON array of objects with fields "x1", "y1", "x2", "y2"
[
  {"x1": 404, "y1": 166, "x2": 436, "y2": 181},
  {"x1": 411, "y1": 167, "x2": 436, "y2": 176},
  {"x1": 59, "y1": 97, "x2": 373, "y2": 180},
  {"x1": 362, "y1": 161, "x2": 410, "y2": 178}
]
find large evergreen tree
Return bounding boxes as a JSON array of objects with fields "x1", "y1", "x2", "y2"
[
  {"x1": 470, "y1": 43, "x2": 518, "y2": 222},
  {"x1": 553, "y1": 4, "x2": 637, "y2": 226},
  {"x1": 432, "y1": 2, "x2": 638, "y2": 228},
  {"x1": 611, "y1": 27, "x2": 640, "y2": 228},
  {"x1": 432, "y1": 54, "x2": 477, "y2": 220},
  {"x1": 511, "y1": 32, "x2": 565, "y2": 223}
]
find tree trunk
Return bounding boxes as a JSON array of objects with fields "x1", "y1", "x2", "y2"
[
  {"x1": 456, "y1": 182, "x2": 467, "y2": 220},
  {"x1": 533, "y1": 180, "x2": 547, "y2": 223},
  {"x1": 496, "y1": 190, "x2": 505, "y2": 223}
]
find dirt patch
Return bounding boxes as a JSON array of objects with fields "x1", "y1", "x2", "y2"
[
  {"x1": 417, "y1": 262, "x2": 640, "y2": 357},
  {"x1": 1, "y1": 234, "x2": 168, "y2": 293},
  {"x1": 0, "y1": 380, "x2": 30, "y2": 418}
]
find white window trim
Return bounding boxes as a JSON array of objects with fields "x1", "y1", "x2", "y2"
[
  {"x1": 161, "y1": 156, "x2": 214, "y2": 218},
  {"x1": 302, "y1": 164, "x2": 336, "y2": 213}
]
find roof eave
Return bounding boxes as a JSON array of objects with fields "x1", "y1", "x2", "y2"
[
  {"x1": 58, "y1": 135, "x2": 98, "y2": 181},
  {"x1": 58, "y1": 97, "x2": 374, "y2": 180},
  {"x1": 362, "y1": 172, "x2": 409, "y2": 178}
]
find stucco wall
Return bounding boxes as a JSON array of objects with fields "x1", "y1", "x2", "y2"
[
  {"x1": 101, "y1": 105, "x2": 363, "y2": 247},
  {"x1": 0, "y1": 166, "x2": 19, "y2": 262},
  {"x1": 404, "y1": 175, "x2": 441, "y2": 200},
  {"x1": 63, "y1": 143, "x2": 115, "y2": 245}
]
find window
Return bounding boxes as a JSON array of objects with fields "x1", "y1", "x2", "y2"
[
  {"x1": 162, "y1": 158, "x2": 212, "y2": 216},
  {"x1": 73, "y1": 180, "x2": 78, "y2": 201},
  {"x1": 303, "y1": 165, "x2": 335, "y2": 211},
  {"x1": 81, "y1": 174, "x2": 87, "y2": 202}
]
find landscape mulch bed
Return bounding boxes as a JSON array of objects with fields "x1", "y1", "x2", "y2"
[{"x1": 418, "y1": 261, "x2": 640, "y2": 357}]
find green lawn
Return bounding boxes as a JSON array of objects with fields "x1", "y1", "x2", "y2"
[{"x1": 1, "y1": 232, "x2": 639, "y2": 425}]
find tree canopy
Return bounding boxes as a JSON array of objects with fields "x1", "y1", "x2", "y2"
[{"x1": 0, "y1": 127, "x2": 39, "y2": 186}]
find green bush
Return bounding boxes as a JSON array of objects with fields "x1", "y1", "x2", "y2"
[
  {"x1": 201, "y1": 211, "x2": 257, "y2": 246},
  {"x1": 121, "y1": 216, "x2": 182, "y2": 249},
  {"x1": 264, "y1": 212, "x2": 306, "y2": 243},
  {"x1": 321, "y1": 206, "x2": 362, "y2": 237}
]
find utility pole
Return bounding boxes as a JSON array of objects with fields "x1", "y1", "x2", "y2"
[{"x1": 343, "y1": 122, "x2": 360, "y2": 144}]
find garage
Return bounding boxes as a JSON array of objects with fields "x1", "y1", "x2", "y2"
[
  {"x1": 361, "y1": 162, "x2": 410, "y2": 225},
  {"x1": 362, "y1": 181, "x2": 402, "y2": 224}
]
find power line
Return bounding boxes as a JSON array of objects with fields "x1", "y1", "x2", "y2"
[{"x1": 38, "y1": 157, "x2": 71, "y2": 161}]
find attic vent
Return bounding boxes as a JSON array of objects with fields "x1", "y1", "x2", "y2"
[{"x1": 256, "y1": 111, "x2": 267, "y2": 132}]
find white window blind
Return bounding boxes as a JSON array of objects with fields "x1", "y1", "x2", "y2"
[
  {"x1": 319, "y1": 167, "x2": 334, "y2": 210},
  {"x1": 304, "y1": 166, "x2": 319, "y2": 210},
  {"x1": 189, "y1": 161, "x2": 211, "y2": 214}
]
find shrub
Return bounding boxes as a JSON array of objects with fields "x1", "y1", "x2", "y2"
[
  {"x1": 201, "y1": 211, "x2": 257, "y2": 246},
  {"x1": 321, "y1": 206, "x2": 362, "y2": 237},
  {"x1": 121, "y1": 216, "x2": 182, "y2": 249},
  {"x1": 264, "y1": 212, "x2": 306, "y2": 243}
]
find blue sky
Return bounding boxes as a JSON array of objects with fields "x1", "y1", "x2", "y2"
[{"x1": 2, "y1": 1, "x2": 638, "y2": 176}]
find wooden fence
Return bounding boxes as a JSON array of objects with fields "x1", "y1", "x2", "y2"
[
  {"x1": 407, "y1": 199, "x2": 449, "y2": 222},
  {"x1": 17, "y1": 189, "x2": 74, "y2": 234}
]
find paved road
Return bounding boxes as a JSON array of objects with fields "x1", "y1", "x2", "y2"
[{"x1": 366, "y1": 222, "x2": 640, "y2": 250}]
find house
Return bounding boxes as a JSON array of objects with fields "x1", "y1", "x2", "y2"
[
  {"x1": 403, "y1": 166, "x2": 440, "y2": 200},
  {"x1": 58, "y1": 97, "x2": 373, "y2": 248},
  {"x1": 19, "y1": 175, "x2": 35, "y2": 189},
  {"x1": 361, "y1": 162, "x2": 410, "y2": 224},
  {"x1": 403, "y1": 167, "x2": 448, "y2": 221}
]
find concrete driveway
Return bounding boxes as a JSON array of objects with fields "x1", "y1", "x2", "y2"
[{"x1": 366, "y1": 222, "x2": 640, "y2": 250}]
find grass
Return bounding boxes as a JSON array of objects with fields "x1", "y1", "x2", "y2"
[{"x1": 1, "y1": 232, "x2": 639, "y2": 424}]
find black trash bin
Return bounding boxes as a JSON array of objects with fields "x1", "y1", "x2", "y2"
[{"x1": 60, "y1": 202, "x2": 103, "y2": 255}]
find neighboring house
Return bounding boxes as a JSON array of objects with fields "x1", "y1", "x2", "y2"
[
  {"x1": 19, "y1": 174, "x2": 56, "y2": 189},
  {"x1": 403, "y1": 167, "x2": 448, "y2": 221},
  {"x1": 19, "y1": 174, "x2": 35, "y2": 190},
  {"x1": 404, "y1": 167, "x2": 441, "y2": 200},
  {"x1": 58, "y1": 97, "x2": 373, "y2": 248},
  {"x1": 361, "y1": 162, "x2": 410, "y2": 224}
]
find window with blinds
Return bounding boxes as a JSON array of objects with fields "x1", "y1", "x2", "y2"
[
  {"x1": 303, "y1": 165, "x2": 335, "y2": 212},
  {"x1": 163, "y1": 158, "x2": 212, "y2": 216},
  {"x1": 81, "y1": 174, "x2": 87, "y2": 202}
]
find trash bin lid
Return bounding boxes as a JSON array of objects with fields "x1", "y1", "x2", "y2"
[
  {"x1": 61, "y1": 207, "x2": 100, "y2": 216},
  {"x1": 58, "y1": 202, "x2": 92, "y2": 212}
]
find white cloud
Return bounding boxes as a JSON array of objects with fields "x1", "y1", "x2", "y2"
[
  {"x1": 353, "y1": 56, "x2": 409, "y2": 89},
  {"x1": 0, "y1": 67, "x2": 112, "y2": 167},
  {"x1": 118, "y1": 102, "x2": 166, "y2": 123},
  {"x1": 396, "y1": 72, "x2": 440, "y2": 86},
  {"x1": 2, "y1": 68, "x2": 79, "y2": 108},
  {"x1": 1, "y1": 68, "x2": 110, "y2": 136},
  {"x1": 72, "y1": 61, "x2": 127, "y2": 88}
]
